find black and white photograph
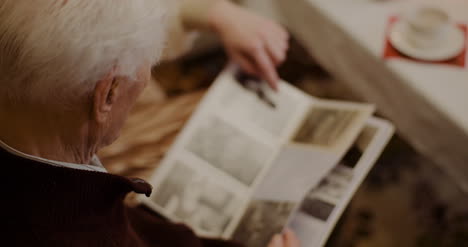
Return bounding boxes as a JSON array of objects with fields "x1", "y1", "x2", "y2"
[
  {"x1": 219, "y1": 77, "x2": 301, "y2": 137},
  {"x1": 186, "y1": 116, "x2": 271, "y2": 186},
  {"x1": 232, "y1": 200, "x2": 296, "y2": 247},
  {"x1": 300, "y1": 197, "x2": 336, "y2": 222},
  {"x1": 294, "y1": 106, "x2": 363, "y2": 148},
  {"x1": 330, "y1": 165, "x2": 354, "y2": 184},
  {"x1": 313, "y1": 177, "x2": 350, "y2": 201},
  {"x1": 151, "y1": 162, "x2": 240, "y2": 236}
]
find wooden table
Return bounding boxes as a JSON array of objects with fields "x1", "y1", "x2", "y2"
[{"x1": 277, "y1": 0, "x2": 468, "y2": 193}]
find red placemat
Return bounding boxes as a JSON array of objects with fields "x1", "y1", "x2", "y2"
[{"x1": 383, "y1": 16, "x2": 467, "y2": 68}]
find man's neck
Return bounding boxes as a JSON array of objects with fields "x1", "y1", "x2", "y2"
[{"x1": 0, "y1": 106, "x2": 97, "y2": 165}]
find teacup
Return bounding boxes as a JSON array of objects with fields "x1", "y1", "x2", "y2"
[{"x1": 403, "y1": 7, "x2": 450, "y2": 49}]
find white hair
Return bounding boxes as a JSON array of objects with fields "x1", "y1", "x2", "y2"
[{"x1": 0, "y1": 0, "x2": 168, "y2": 106}]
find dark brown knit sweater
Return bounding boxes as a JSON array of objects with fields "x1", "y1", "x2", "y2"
[{"x1": 0, "y1": 147, "x2": 243, "y2": 247}]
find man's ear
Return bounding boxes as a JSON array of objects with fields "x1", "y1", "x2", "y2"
[{"x1": 92, "y1": 71, "x2": 120, "y2": 123}]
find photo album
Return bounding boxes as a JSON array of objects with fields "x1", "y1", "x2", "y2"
[{"x1": 139, "y1": 66, "x2": 395, "y2": 247}]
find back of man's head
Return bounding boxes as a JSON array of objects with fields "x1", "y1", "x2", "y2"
[{"x1": 0, "y1": 0, "x2": 168, "y2": 107}]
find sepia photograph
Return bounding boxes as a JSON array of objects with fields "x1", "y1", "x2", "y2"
[
  {"x1": 294, "y1": 106, "x2": 363, "y2": 148},
  {"x1": 151, "y1": 162, "x2": 240, "y2": 236},
  {"x1": 186, "y1": 116, "x2": 271, "y2": 186},
  {"x1": 219, "y1": 76, "x2": 300, "y2": 137},
  {"x1": 300, "y1": 197, "x2": 336, "y2": 222},
  {"x1": 232, "y1": 200, "x2": 296, "y2": 247}
]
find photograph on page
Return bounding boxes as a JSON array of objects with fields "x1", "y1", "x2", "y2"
[
  {"x1": 232, "y1": 199, "x2": 297, "y2": 247},
  {"x1": 292, "y1": 100, "x2": 374, "y2": 153},
  {"x1": 216, "y1": 72, "x2": 310, "y2": 141},
  {"x1": 185, "y1": 116, "x2": 272, "y2": 186},
  {"x1": 149, "y1": 161, "x2": 242, "y2": 237}
]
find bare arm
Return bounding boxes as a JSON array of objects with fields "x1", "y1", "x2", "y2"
[{"x1": 179, "y1": 0, "x2": 289, "y2": 90}]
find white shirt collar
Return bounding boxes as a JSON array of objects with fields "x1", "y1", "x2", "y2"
[{"x1": 0, "y1": 139, "x2": 107, "y2": 173}]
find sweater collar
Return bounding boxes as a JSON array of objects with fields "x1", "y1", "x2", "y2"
[{"x1": 0, "y1": 139, "x2": 107, "y2": 173}]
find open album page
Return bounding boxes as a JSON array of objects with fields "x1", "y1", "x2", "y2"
[
  {"x1": 288, "y1": 118, "x2": 394, "y2": 247},
  {"x1": 231, "y1": 99, "x2": 375, "y2": 246},
  {"x1": 140, "y1": 68, "x2": 311, "y2": 238}
]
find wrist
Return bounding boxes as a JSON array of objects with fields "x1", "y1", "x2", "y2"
[
  {"x1": 205, "y1": 0, "x2": 234, "y2": 33},
  {"x1": 180, "y1": 0, "x2": 231, "y2": 31}
]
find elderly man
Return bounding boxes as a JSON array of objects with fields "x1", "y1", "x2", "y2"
[{"x1": 0, "y1": 0, "x2": 297, "y2": 246}]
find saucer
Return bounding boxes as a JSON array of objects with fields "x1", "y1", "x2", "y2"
[{"x1": 389, "y1": 20, "x2": 466, "y2": 61}]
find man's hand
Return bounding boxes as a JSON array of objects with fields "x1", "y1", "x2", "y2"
[
  {"x1": 268, "y1": 229, "x2": 300, "y2": 247},
  {"x1": 208, "y1": 1, "x2": 289, "y2": 91}
]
